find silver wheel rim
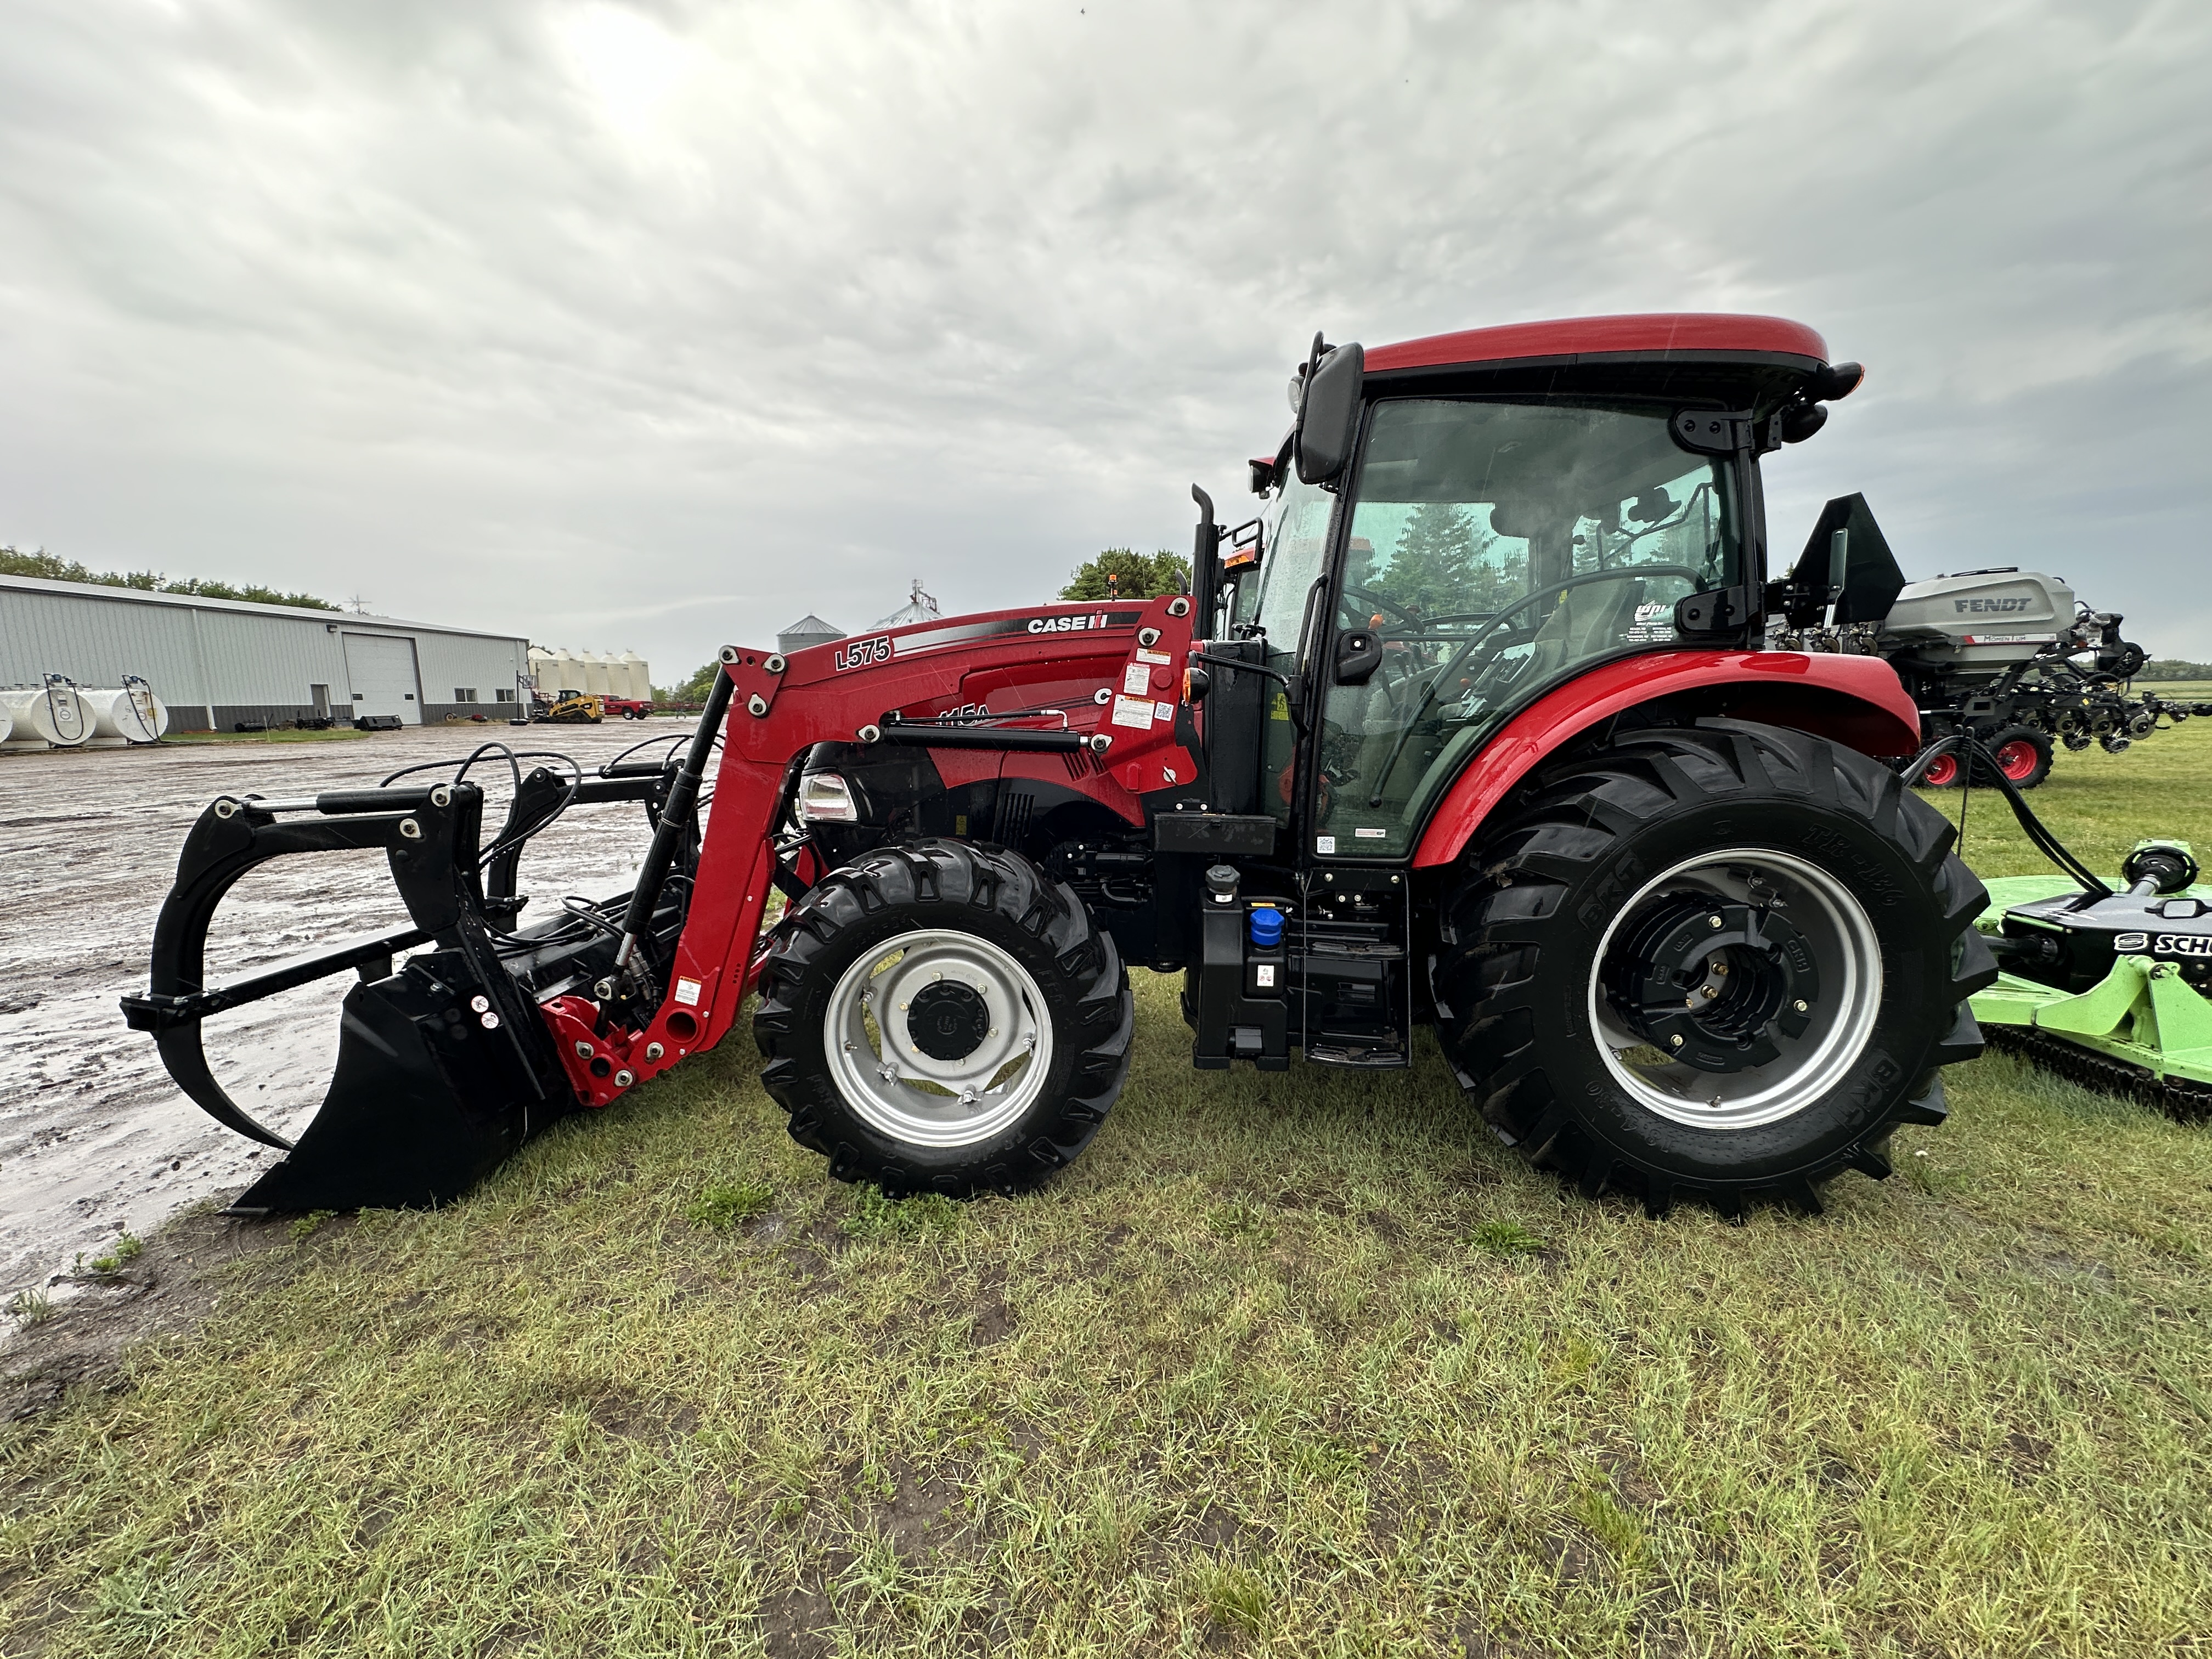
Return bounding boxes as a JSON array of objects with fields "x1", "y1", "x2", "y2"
[
  {"x1": 823, "y1": 929, "x2": 1054, "y2": 1148},
  {"x1": 1587, "y1": 848, "x2": 1883, "y2": 1130}
]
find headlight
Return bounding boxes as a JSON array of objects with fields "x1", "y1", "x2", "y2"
[{"x1": 796, "y1": 771, "x2": 858, "y2": 825}]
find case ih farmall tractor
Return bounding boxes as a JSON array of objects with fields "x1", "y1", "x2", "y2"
[{"x1": 124, "y1": 313, "x2": 1995, "y2": 1218}]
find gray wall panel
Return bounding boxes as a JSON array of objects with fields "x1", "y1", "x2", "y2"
[{"x1": 0, "y1": 579, "x2": 532, "y2": 733}]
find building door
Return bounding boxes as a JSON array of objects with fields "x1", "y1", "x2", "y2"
[{"x1": 342, "y1": 633, "x2": 424, "y2": 725}]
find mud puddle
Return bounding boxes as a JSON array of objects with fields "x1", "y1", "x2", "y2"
[{"x1": 0, "y1": 721, "x2": 704, "y2": 1307}]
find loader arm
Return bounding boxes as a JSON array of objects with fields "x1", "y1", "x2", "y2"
[{"x1": 551, "y1": 594, "x2": 1201, "y2": 1108}]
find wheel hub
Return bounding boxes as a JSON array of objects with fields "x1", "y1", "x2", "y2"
[
  {"x1": 1604, "y1": 895, "x2": 1819, "y2": 1072},
  {"x1": 906, "y1": 980, "x2": 990, "y2": 1062},
  {"x1": 1587, "y1": 849, "x2": 1883, "y2": 1131},
  {"x1": 822, "y1": 929, "x2": 1053, "y2": 1148}
]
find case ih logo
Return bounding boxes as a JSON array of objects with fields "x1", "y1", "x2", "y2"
[
  {"x1": 1953, "y1": 597, "x2": 2033, "y2": 613},
  {"x1": 833, "y1": 635, "x2": 893, "y2": 672},
  {"x1": 1028, "y1": 613, "x2": 1110, "y2": 634}
]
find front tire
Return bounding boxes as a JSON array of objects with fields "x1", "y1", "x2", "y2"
[
  {"x1": 754, "y1": 840, "x2": 1133, "y2": 1197},
  {"x1": 1432, "y1": 721, "x2": 1997, "y2": 1215}
]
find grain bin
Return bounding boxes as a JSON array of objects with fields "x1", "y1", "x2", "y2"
[
  {"x1": 82, "y1": 680, "x2": 170, "y2": 744},
  {"x1": 616, "y1": 651, "x2": 650, "y2": 699},
  {"x1": 579, "y1": 652, "x2": 613, "y2": 697},
  {"x1": 528, "y1": 646, "x2": 558, "y2": 693},
  {"x1": 1, "y1": 682, "x2": 92, "y2": 749}
]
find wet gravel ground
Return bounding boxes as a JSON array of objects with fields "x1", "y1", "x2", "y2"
[{"x1": 0, "y1": 720, "x2": 704, "y2": 1305}]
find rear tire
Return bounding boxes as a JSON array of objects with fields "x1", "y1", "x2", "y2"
[
  {"x1": 754, "y1": 840, "x2": 1133, "y2": 1197},
  {"x1": 1431, "y1": 720, "x2": 1997, "y2": 1215}
]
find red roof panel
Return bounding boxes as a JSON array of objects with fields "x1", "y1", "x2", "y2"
[{"x1": 1365, "y1": 313, "x2": 1829, "y2": 375}]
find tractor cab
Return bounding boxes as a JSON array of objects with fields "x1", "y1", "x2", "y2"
[{"x1": 1195, "y1": 316, "x2": 1861, "y2": 862}]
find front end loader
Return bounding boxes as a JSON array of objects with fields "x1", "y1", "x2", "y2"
[{"x1": 125, "y1": 312, "x2": 1999, "y2": 1217}]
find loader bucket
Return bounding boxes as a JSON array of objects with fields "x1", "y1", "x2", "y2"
[{"x1": 120, "y1": 724, "x2": 721, "y2": 1212}]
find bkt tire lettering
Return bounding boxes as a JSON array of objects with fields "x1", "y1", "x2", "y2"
[{"x1": 834, "y1": 636, "x2": 893, "y2": 672}]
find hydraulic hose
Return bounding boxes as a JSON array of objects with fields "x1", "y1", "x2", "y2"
[{"x1": 612, "y1": 659, "x2": 736, "y2": 983}]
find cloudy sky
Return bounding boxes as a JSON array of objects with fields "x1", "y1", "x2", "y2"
[{"x1": 2, "y1": 0, "x2": 2205, "y2": 678}]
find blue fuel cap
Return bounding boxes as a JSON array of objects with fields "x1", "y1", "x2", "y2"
[{"x1": 1249, "y1": 906, "x2": 1284, "y2": 947}]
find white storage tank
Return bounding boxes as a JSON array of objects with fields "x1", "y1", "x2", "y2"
[
  {"x1": 528, "y1": 646, "x2": 558, "y2": 693},
  {"x1": 580, "y1": 652, "x2": 613, "y2": 697},
  {"x1": 82, "y1": 682, "x2": 170, "y2": 744},
  {"x1": 1, "y1": 684, "x2": 92, "y2": 749},
  {"x1": 616, "y1": 651, "x2": 650, "y2": 699},
  {"x1": 544, "y1": 646, "x2": 580, "y2": 695}
]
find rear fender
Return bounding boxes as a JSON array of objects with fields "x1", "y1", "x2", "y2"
[{"x1": 1411, "y1": 651, "x2": 1920, "y2": 869}]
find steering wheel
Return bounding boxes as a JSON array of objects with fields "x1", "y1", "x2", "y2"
[
  {"x1": 1340, "y1": 585, "x2": 1425, "y2": 630},
  {"x1": 1358, "y1": 564, "x2": 1703, "y2": 809}
]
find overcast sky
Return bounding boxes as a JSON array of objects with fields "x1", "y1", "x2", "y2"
[{"x1": 3, "y1": 0, "x2": 2206, "y2": 678}]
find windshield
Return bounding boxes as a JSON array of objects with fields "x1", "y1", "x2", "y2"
[{"x1": 1312, "y1": 397, "x2": 1739, "y2": 857}]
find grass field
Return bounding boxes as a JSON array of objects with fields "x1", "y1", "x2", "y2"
[{"x1": 3, "y1": 723, "x2": 2209, "y2": 1657}]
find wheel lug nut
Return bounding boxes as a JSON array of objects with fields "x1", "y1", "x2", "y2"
[
  {"x1": 1669, "y1": 1034, "x2": 1685, "y2": 1048},
  {"x1": 1793, "y1": 998, "x2": 1809, "y2": 1012},
  {"x1": 1708, "y1": 916, "x2": 1723, "y2": 929}
]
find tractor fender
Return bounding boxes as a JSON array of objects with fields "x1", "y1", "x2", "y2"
[{"x1": 1410, "y1": 650, "x2": 1920, "y2": 869}]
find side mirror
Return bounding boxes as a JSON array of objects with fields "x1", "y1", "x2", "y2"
[
  {"x1": 1294, "y1": 340, "x2": 1364, "y2": 486},
  {"x1": 1333, "y1": 628, "x2": 1384, "y2": 685}
]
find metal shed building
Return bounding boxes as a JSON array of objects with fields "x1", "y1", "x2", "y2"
[{"x1": 0, "y1": 574, "x2": 532, "y2": 731}]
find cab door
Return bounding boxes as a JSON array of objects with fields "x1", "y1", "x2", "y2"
[{"x1": 1239, "y1": 468, "x2": 1341, "y2": 842}]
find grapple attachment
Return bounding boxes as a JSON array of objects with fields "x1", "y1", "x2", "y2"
[{"x1": 121, "y1": 739, "x2": 715, "y2": 1212}]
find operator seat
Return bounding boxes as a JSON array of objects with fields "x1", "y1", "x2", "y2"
[{"x1": 1521, "y1": 576, "x2": 1647, "y2": 682}]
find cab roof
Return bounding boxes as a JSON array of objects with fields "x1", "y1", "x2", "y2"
[{"x1": 1365, "y1": 312, "x2": 1829, "y2": 375}]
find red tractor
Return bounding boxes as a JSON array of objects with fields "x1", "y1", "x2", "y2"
[{"x1": 125, "y1": 313, "x2": 1994, "y2": 1218}]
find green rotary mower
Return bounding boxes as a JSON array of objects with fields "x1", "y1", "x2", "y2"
[{"x1": 1960, "y1": 802, "x2": 2212, "y2": 1119}]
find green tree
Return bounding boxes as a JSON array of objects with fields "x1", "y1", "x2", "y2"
[
  {"x1": 0, "y1": 544, "x2": 340, "y2": 611},
  {"x1": 1364, "y1": 503, "x2": 1522, "y2": 618},
  {"x1": 1059, "y1": 548, "x2": 1190, "y2": 602},
  {"x1": 2137, "y1": 659, "x2": 2212, "y2": 682},
  {"x1": 671, "y1": 662, "x2": 722, "y2": 704}
]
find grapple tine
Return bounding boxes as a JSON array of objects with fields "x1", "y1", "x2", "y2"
[{"x1": 125, "y1": 781, "x2": 572, "y2": 1212}]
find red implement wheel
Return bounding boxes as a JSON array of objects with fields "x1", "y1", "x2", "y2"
[
  {"x1": 1921, "y1": 750, "x2": 1960, "y2": 788},
  {"x1": 1980, "y1": 726, "x2": 2053, "y2": 789}
]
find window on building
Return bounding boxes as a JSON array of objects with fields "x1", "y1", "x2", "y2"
[
  {"x1": 494, "y1": 687, "x2": 517, "y2": 702},
  {"x1": 454, "y1": 688, "x2": 478, "y2": 702}
]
